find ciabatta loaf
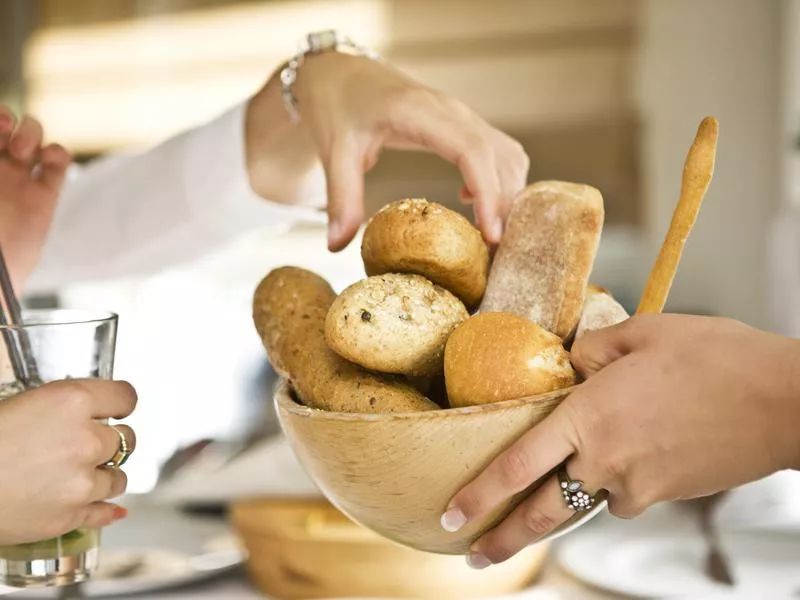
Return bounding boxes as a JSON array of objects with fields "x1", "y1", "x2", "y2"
[{"x1": 480, "y1": 181, "x2": 604, "y2": 340}]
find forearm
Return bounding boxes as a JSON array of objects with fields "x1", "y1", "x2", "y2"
[{"x1": 27, "y1": 101, "x2": 325, "y2": 293}]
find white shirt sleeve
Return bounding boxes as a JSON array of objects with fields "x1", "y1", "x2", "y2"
[{"x1": 26, "y1": 102, "x2": 326, "y2": 293}]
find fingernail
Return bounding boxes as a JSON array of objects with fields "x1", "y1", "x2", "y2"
[
  {"x1": 112, "y1": 506, "x2": 128, "y2": 521},
  {"x1": 328, "y1": 220, "x2": 342, "y2": 248},
  {"x1": 466, "y1": 551, "x2": 492, "y2": 570},
  {"x1": 440, "y1": 507, "x2": 467, "y2": 532},
  {"x1": 491, "y1": 217, "x2": 504, "y2": 243}
]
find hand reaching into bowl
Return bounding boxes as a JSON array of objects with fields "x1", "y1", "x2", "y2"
[
  {"x1": 445, "y1": 313, "x2": 800, "y2": 569},
  {"x1": 245, "y1": 51, "x2": 529, "y2": 251}
]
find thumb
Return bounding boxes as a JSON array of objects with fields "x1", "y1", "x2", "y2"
[
  {"x1": 37, "y1": 143, "x2": 72, "y2": 192},
  {"x1": 323, "y1": 137, "x2": 365, "y2": 252},
  {"x1": 570, "y1": 317, "x2": 641, "y2": 378}
]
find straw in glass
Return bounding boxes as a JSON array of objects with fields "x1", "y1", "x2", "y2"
[{"x1": 0, "y1": 243, "x2": 40, "y2": 387}]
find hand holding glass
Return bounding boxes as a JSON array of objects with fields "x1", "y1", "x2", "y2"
[{"x1": 0, "y1": 310, "x2": 135, "y2": 588}]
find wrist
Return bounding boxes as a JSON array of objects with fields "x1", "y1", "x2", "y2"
[
  {"x1": 787, "y1": 338, "x2": 800, "y2": 471},
  {"x1": 244, "y1": 65, "x2": 318, "y2": 206},
  {"x1": 245, "y1": 31, "x2": 377, "y2": 207}
]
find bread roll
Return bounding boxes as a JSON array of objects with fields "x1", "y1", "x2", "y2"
[
  {"x1": 574, "y1": 284, "x2": 630, "y2": 340},
  {"x1": 253, "y1": 267, "x2": 438, "y2": 413},
  {"x1": 444, "y1": 312, "x2": 576, "y2": 408},
  {"x1": 480, "y1": 181, "x2": 604, "y2": 340},
  {"x1": 361, "y1": 198, "x2": 489, "y2": 308},
  {"x1": 325, "y1": 273, "x2": 469, "y2": 377}
]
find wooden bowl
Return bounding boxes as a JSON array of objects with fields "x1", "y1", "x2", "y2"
[
  {"x1": 275, "y1": 380, "x2": 606, "y2": 555},
  {"x1": 230, "y1": 497, "x2": 550, "y2": 599}
]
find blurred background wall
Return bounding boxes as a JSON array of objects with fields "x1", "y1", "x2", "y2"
[{"x1": 0, "y1": 0, "x2": 796, "y2": 492}]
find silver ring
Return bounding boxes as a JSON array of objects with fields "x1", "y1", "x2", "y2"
[{"x1": 558, "y1": 466, "x2": 598, "y2": 512}]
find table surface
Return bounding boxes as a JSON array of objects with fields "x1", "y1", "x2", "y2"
[
  {"x1": 134, "y1": 553, "x2": 622, "y2": 600},
  {"x1": 113, "y1": 497, "x2": 623, "y2": 600},
  {"x1": 2, "y1": 496, "x2": 625, "y2": 600}
]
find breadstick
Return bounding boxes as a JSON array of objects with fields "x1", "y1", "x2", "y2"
[{"x1": 637, "y1": 117, "x2": 718, "y2": 314}]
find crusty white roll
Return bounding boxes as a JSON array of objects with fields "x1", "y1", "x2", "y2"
[
  {"x1": 574, "y1": 284, "x2": 630, "y2": 340},
  {"x1": 444, "y1": 312, "x2": 576, "y2": 408}
]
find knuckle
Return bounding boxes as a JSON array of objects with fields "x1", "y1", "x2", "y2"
[
  {"x1": 478, "y1": 536, "x2": 511, "y2": 564},
  {"x1": 386, "y1": 85, "x2": 435, "y2": 124},
  {"x1": 608, "y1": 496, "x2": 645, "y2": 520},
  {"x1": 568, "y1": 341, "x2": 589, "y2": 372},
  {"x1": 498, "y1": 448, "x2": 534, "y2": 490},
  {"x1": 520, "y1": 504, "x2": 558, "y2": 536},
  {"x1": 627, "y1": 479, "x2": 660, "y2": 511},
  {"x1": 598, "y1": 451, "x2": 628, "y2": 483},
  {"x1": 609, "y1": 478, "x2": 656, "y2": 519},
  {"x1": 63, "y1": 472, "x2": 95, "y2": 504},
  {"x1": 558, "y1": 399, "x2": 594, "y2": 454},
  {"x1": 463, "y1": 136, "x2": 494, "y2": 163},
  {"x1": 452, "y1": 488, "x2": 485, "y2": 520},
  {"x1": 57, "y1": 381, "x2": 95, "y2": 414},
  {"x1": 72, "y1": 430, "x2": 105, "y2": 464},
  {"x1": 450, "y1": 98, "x2": 479, "y2": 122}
]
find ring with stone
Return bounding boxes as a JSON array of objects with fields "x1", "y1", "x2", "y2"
[{"x1": 557, "y1": 465, "x2": 598, "y2": 512}]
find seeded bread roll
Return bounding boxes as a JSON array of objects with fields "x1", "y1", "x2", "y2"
[
  {"x1": 444, "y1": 312, "x2": 577, "y2": 408},
  {"x1": 574, "y1": 284, "x2": 630, "y2": 340},
  {"x1": 480, "y1": 181, "x2": 604, "y2": 340},
  {"x1": 253, "y1": 267, "x2": 438, "y2": 413},
  {"x1": 361, "y1": 199, "x2": 490, "y2": 308},
  {"x1": 325, "y1": 273, "x2": 469, "y2": 377}
]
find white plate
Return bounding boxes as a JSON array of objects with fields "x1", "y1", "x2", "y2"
[
  {"x1": 557, "y1": 507, "x2": 800, "y2": 598},
  {"x1": 12, "y1": 496, "x2": 244, "y2": 598},
  {"x1": 559, "y1": 531, "x2": 731, "y2": 598}
]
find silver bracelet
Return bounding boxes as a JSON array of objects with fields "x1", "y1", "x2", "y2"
[{"x1": 280, "y1": 30, "x2": 380, "y2": 123}]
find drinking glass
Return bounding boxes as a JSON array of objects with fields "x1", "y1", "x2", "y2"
[{"x1": 0, "y1": 309, "x2": 118, "y2": 588}]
